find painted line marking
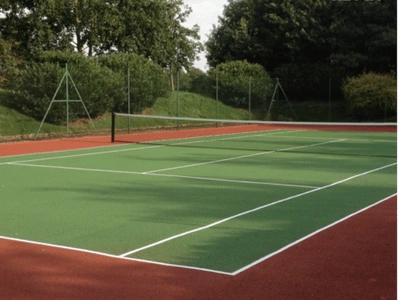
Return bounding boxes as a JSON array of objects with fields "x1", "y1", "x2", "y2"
[
  {"x1": 142, "y1": 139, "x2": 347, "y2": 174},
  {"x1": 0, "y1": 235, "x2": 231, "y2": 276},
  {"x1": 119, "y1": 162, "x2": 397, "y2": 257},
  {"x1": 1, "y1": 129, "x2": 394, "y2": 164},
  {"x1": 9, "y1": 162, "x2": 316, "y2": 189},
  {"x1": 0, "y1": 129, "x2": 291, "y2": 165},
  {"x1": 148, "y1": 173, "x2": 318, "y2": 189},
  {"x1": 255, "y1": 134, "x2": 396, "y2": 143},
  {"x1": 0, "y1": 193, "x2": 395, "y2": 276},
  {"x1": 232, "y1": 192, "x2": 397, "y2": 275},
  {"x1": 8, "y1": 137, "x2": 345, "y2": 189},
  {"x1": 9, "y1": 163, "x2": 143, "y2": 175}
]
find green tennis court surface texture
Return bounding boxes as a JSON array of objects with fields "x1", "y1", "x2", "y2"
[{"x1": 0, "y1": 128, "x2": 396, "y2": 274}]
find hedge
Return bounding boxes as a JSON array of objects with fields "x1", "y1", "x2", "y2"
[{"x1": 342, "y1": 72, "x2": 396, "y2": 121}]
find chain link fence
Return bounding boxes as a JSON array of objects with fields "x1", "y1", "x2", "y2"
[{"x1": 1, "y1": 65, "x2": 395, "y2": 141}]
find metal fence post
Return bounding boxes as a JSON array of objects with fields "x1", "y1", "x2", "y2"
[
  {"x1": 176, "y1": 71, "x2": 180, "y2": 129},
  {"x1": 128, "y1": 68, "x2": 131, "y2": 132},
  {"x1": 216, "y1": 74, "x2": 219, "y2": 124},
  {"x1": 66, "y1": 63, "x2": 69, "y2": 137},
  {"x1": 249, "y1": 77, "x2": 252, "y2": 120},
  {"x1": 329, "y1": 78, "x2": 332, "y2": 122}
]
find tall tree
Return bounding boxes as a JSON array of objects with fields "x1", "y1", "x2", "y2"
[
  {"x1": 0, "y1": 0, "x2": 202, "y2": 69},
  {"x1": 0, "y1": 0, "x2": 72, "y2": 57},
  {"x1": 206, "y1": 0, "x2": 396, "y2": 75},
  {"x1": 206, "y1": 0, "x2": 326, "y2": 70},
  {"x1": 319, "y1": 0, "x2": 397, "y2": 74}
]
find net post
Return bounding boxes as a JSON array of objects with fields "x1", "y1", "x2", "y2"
[{"x1": 111, "y1": 112, "x2": 116, "y2": 143}]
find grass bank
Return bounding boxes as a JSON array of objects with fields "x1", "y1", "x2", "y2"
[{"x1": 0, "y1": 90, "x2": 249, "y2": 141}]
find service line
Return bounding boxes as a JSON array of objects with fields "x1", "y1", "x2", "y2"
[
  {"x1": 0, "y1": 129, "x2": 291, "y2": 166},
  {"x1": 142, "y1": 139, "x2": 346, "y2": 174},
  {"x1": 9, "y1": 162, "x2": 317, "y2": 189}
]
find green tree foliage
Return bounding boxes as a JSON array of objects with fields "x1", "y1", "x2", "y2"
[
  {"x1": 210, "y1": 60, "x2": 273, "y2": 108},
  {"x1": 206, "y1": 0, "x2": 326, "y2": 70},
  {"x1": 179, "y1": 68, "x2": 214, "y2": 97},
  {"x1": 0, "y1": 38, "x2": 21, "y2": 87},
  {"x1": 92, "y1": 0, "x2": 203, "y2": 71},
  {"x1": 317, "y1": 0, "x2": 396, "y2": 74},
  {"x1": 342, "y1": 72, "x2": 397, "y2": 121},
  {"x1": 206, "y1": 0, "x2": 396, "y2": 76},
  {"x1": 0, "y1": 0, "x2": 202, "y2": 69},
  {"x1": 0, "y1": 0, "x2": 73, "y2": 57}
]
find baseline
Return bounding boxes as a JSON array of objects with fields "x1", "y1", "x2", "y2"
[{"x1": 0, "y1": 193, "x2": 395, "y2": 276}]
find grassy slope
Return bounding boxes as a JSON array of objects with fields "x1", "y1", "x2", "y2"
[
  {"x1": 0, "y1": 89, "x2": 64, "y2": 137},
  {"x1": 0, "y1": 90, "x2": 249, "y2": 138}
]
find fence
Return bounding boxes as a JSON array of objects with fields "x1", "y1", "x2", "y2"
[
  {"x1": 175, "y1": 74, "x2": 351, "y2": 122},
  {"x1": 2, "y1": 64, "x2": 396, "y2": 140}
]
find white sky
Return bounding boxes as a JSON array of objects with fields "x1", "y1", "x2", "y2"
[{"x1": 183, "y1": 0, "x2": 228, "y2": 72}]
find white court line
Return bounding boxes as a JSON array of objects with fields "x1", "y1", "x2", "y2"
[
  {"x1": 9, "y1": 162, "x2": 316, "y2": 189},
  {"x1": 0, "y1": 141, "x2": 130, "y2": 159},
  {"x1": 0, "y1": 129, "x2": 290, "y2": 165},
  {"x1": 1, "y1": 127, "x2": 395, "y2": 162},
  {"x1": 268, "y1": 135, "x2": 396, "y2": 143},
  {"x1": 172, "y1": 129, "x2": 298, "y2": 145},
  {"x1": 372, "y1": 139, "x2": 397, "y2": 143},
  {"x1": 0, "y1": 129, "x2": 288, "y2": 160},
  {"x1": 0, "y1": 192, "x2": 396, "y2": 276},
  {"x1": 9, "y1": 163, "x2": 143, "y2": 175},
  {"x1": 232, "y1": 192, "x2": 397, "y2": 275},
  {"x1": 0, "y1": 235, "x2": 232, "y2": 276},
  {"x1": 119, "y1": 162, "x2": 397, "y2": 257},
  {"x1": 142, "y1": 139, "x2": 346, "y2": 174},
  {"x1": 148, "y1": 173, "x2": 318, "y2": 189},
  {"x1": 0, "y1": 144, "x2": 164, "y2": 165},
  {"x1": 8, "y1": 137, "x2": 344, "y2": 188}
]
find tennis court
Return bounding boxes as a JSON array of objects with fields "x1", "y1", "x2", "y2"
[{"x1": 0, "y1": 120, "x2": 396, "y2": 279}]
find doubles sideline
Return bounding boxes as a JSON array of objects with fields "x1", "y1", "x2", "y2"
[
  {"x1": 0, "y1": 129, "x2": 290, "y2": 163},
  {"x1": 0, "y1": 167, "x2": 396, "y2": 276}
]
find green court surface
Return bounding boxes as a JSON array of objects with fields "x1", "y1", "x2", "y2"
[{"x1": 0, "y1": 129, "x2": 397, "y2": 274}]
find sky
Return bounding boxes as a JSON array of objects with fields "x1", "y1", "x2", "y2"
[{"x1": 183, "y1": 0, "x2": 228, "y2": 72}]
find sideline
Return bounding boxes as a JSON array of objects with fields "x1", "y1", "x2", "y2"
[
  {"x1": 119, "y1": 163, "x2": 396, "y2": 257},
  {"x1": 0, "y1": 193, "x2": 396, "y2": 276}
]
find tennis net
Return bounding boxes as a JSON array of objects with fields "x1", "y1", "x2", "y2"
[{"x1": 110, "y1": 113, "x2": 397, "y2": 158}]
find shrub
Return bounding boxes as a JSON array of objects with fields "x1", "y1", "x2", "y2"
[
  {"x1": 210, "y1": 61, "x2": 273, "y2": 109},
  {"x1": 179, "y1": 68, "x2": 214, "y2": 97},
  {"x1": 0, "y1": 39, "x2": 24, "y2": 89},
  {"x1": 97, "y1": 53, "x2": 170, "y2": 113},
  {"x1": 342, "y1": 72, "x2": 396, "y2": 121},
  {"x1": 6, "y1": 51, "x2": 124, "y2": 124},
  {"x1": 4, "y1": 51, "x2": 170, "y2": 124}
]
